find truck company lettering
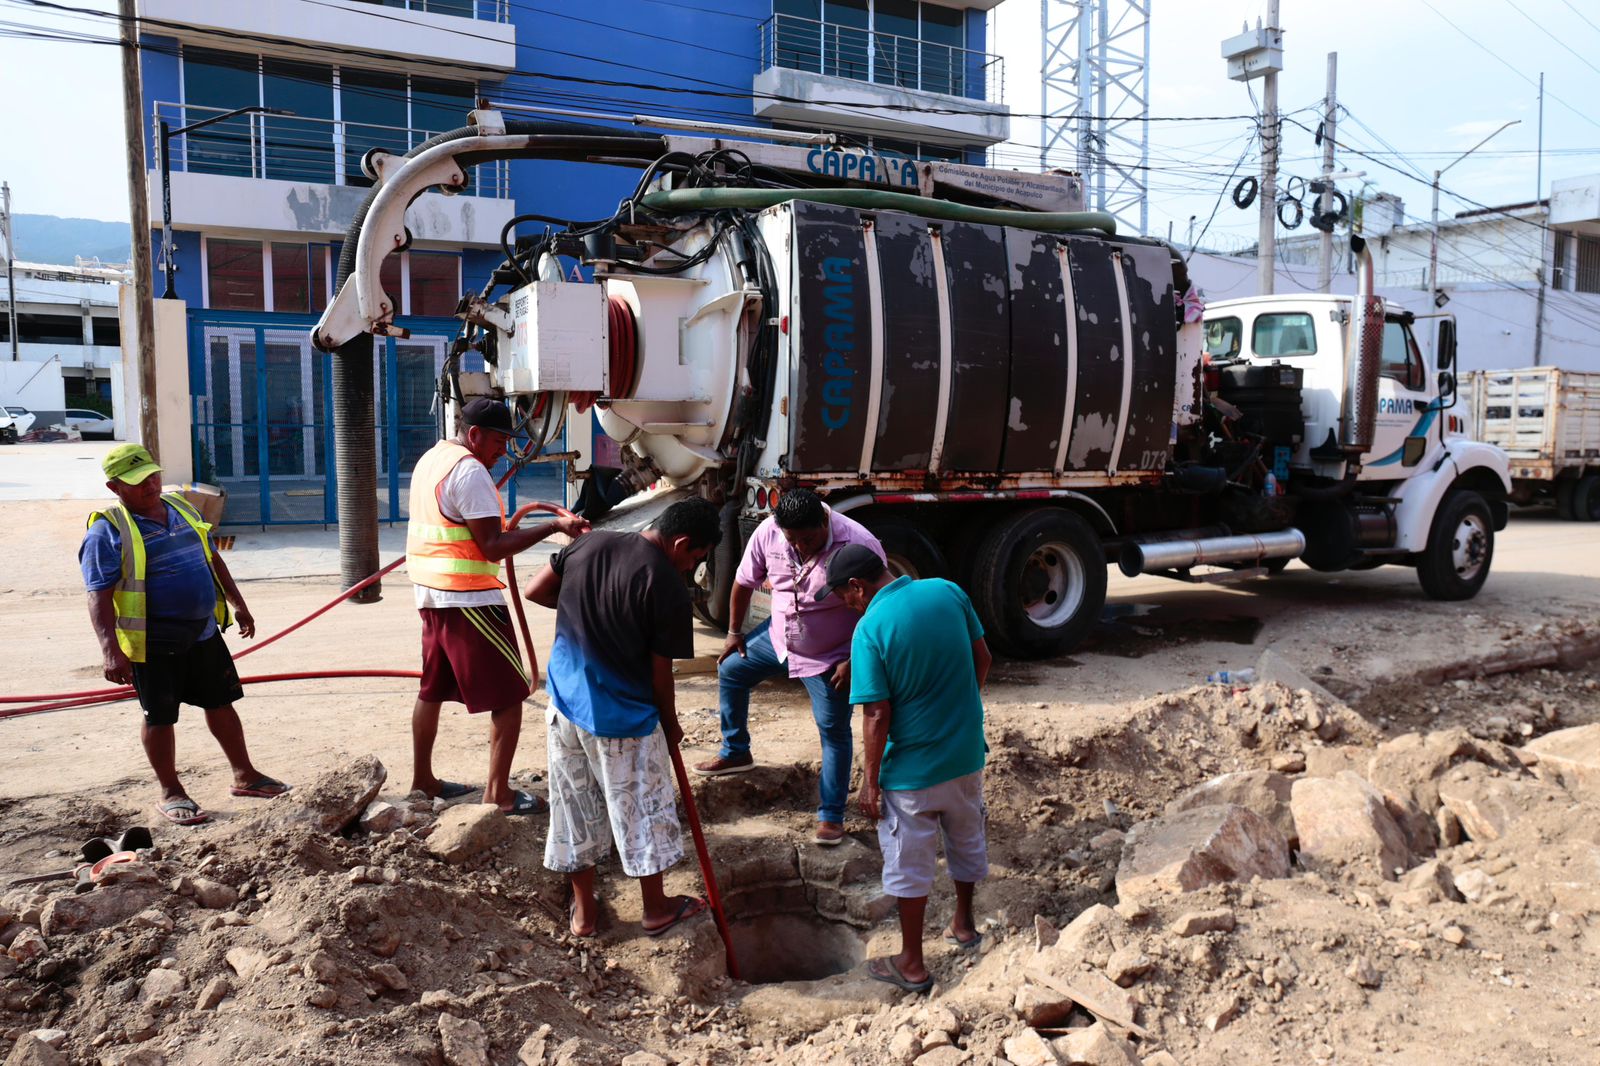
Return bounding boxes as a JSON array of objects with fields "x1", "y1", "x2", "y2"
[
  {"x1": 1378, "y1": 397, "x2": 1416, "y2": 414},
  {"x1": 820, "y1": 256, "x2": 856, "y2": 430},
  {"x1": 806, "y1": 148, "x2": 919, "y2": 187}
]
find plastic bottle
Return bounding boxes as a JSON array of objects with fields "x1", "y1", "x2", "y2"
[
  {"x1": 1263, "y1": 472, "x2": 1278, "y2": 497},
  {"x1": 1206, "y1": 668, "x2": 1256, "y2": 686}
]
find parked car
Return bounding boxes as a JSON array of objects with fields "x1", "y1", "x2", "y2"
[
  {"x1": 61, "y1": 408, "x2": 115, "y2": 439},
  {"x1": 2, "y1": 406, "x2": 36, "y2": 437}
]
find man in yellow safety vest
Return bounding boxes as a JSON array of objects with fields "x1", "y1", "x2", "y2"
[
  {"x1": 407, "y1": 398, "x2": 589, "y2": 814},
  {"x1": 81, "y1": 444, "x2": 287, "y2": 826}
]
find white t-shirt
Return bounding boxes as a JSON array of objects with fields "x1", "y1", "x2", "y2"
[{"x1": 413, "y1": 455, "x2": 506, "y2": 609}]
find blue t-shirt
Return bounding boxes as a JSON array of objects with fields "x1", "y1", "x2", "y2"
[
  {"x1": 849, "y1": 577, "x2": 987, "y2": 791},
  {"x1": 545, "y1": 531, "x2": 694, "y2": 739},
  {"x1": 80, "y1": 503, "x2": 218, "y2": 647}
]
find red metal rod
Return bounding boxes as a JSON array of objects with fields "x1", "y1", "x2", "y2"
[{"x1": 666, "y1": 741, "x2": 740, "y2": 980}]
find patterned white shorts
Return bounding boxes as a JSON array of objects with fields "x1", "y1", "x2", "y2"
[{"x1": 543, "y1": 706, "x2": 685, "y2": 878}]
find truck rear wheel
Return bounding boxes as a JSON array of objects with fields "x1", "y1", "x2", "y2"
[
  {"x1": 691, "y1": 500, "x2": 740, "y2": 630},
  {"x1": 972, "y1": 508, "x2": 1106, "y2": 659},
  {"x1": 1416, "y1": 490, "x2": 1494, "y2": 601},
  {"x1": 1573, "y1": 474, "x2": 1600, "y2": 522},
  {"x1": 1556, "y1": 478, "x2": 1578, "y2": 520}
]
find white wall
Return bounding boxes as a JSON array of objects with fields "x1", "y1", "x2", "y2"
[
  {"x1": 0, "y1": 360, "x2": 66, "y2": 415},
  {"x1": 150, "y1": 170, "x2": 516, "y2": 247}
]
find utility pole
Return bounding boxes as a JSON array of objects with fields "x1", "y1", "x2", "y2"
[
  {"x1": 1533, "y1": 72, "x2": 1547, "y2": 367},
  {"x1": 1, "y1": 182, "x2": 17, "y2": 362},
  {"x1": 120, "y1": 0, "x2": 160, "y2": 457},
  {"x1": 1315, "y1": 53, "x2": 1338, "y2": 293},
  {"x1": 1256, "y1": 0, "x2": 1280, "y2": 296},
  {"x1": 1428, "y1": 119, "x2": 1520, "y2": 316}
]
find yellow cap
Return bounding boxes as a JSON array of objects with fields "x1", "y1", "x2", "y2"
[{"x1": 102, "y1": 443, "x2": 162, "y2": 485}]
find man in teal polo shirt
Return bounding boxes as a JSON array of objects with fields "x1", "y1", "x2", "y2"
[{"x1": 820, "y1": 544, "x2": 993, "y2": 994}]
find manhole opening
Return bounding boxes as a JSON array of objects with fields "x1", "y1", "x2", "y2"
[{"x1": 729, "y1": 912, "x2": 865, "y2": 985}]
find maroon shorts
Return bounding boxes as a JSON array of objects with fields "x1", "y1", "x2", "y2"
[{"x1": 418, "y1": 605, "x2": 531, "y2": 713}]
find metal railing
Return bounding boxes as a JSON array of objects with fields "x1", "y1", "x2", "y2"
[
  {"x1": 152, "y1": 101, "x2": 511, "y2": 198},
  {"x1": 758, "y1": 13, "x2": 1003, "y2": 104},
  {"x1": 347, "y1": 0, "x2": 510, "y2": 24}
]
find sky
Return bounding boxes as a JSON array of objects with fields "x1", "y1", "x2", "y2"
[{"x1": 1, "y1": 0, "x2": 1597, "y2": 257}]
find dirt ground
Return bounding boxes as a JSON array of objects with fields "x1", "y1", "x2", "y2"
[{"x1": 1, "y1": 494, "x2": 1597, "y2": 1066}]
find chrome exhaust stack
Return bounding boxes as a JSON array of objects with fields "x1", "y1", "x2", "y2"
[
  {"x1": 1118, "y1": 529, "x2": 1307, "y2": 577},
  {"x1": 1341, "y1": 235, "x2": 1383, "y2": 457}
]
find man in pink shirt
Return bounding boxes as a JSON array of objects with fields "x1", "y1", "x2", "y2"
[{"x1": 693, "y1": 489, "x2": 884, "y2": 845}]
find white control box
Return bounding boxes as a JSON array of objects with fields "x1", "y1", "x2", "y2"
[{"x1": 501, "y1": 281, "x2": 609, "y2": 394}]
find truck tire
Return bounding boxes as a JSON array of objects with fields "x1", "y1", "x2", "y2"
[
  {"x1": 860, "y1": 517, "x2": 947, "y2": 580},
  {"x1": 1416, "y1": 490, "x2": 1494, "y2": 601},
  {"x1": 972, "y1": 508, "x2": 1107, "y2": 659},
  {"x1": 1572, "y1": 474, "x2": 1600, "y2": 522},
  {"x1": 1555, "y1": 478, "x2": 1578, "y2": 521}
]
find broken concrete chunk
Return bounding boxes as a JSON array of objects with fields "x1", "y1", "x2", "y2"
[
  {"x1": 1524, "y1": 723, "x2": 1600, "y2": 796},
  {"x1": 1171, "y1": 908, "x2": 1236, "y2": 938},
  {"x1": 1453, "y1": 868, "x2": 1496, "y2": 904},
  {"x1": 225, "y1": 946, "x2": 274, "y2": 981},
  {"x1": 911, "y1": 1048, "x2": 967, "y2": 1066},
  {"x1": 1050, "y1": 1021, "x2": 1140, "y2": 1066},
  {"x1": 517, "y1": 1024, "x2": 552, "y2": 1066},
  {"x1": 25, "y1": 1033, "x2": 63, "y2": 1051},
  {"x1": 195, "y1": 976, "x2": 230, "y2": 1011},
  {"x1": 360, "y1": 800, "x2": 405, "y2": 835},
  {"x1": 1104, "y1": 945, "x2": 1152, "y2": 986},
  {"x1": 1165, "y1": 770, "x2": 1297, "y2": 847},
  {"x1": 139, "y1": 967, "x2": 186, "y2": 1007},
  {"x1": 1204, "y1": 993, "x2": 1241, "y2": 1032},
  {"x1": 277, "y1": 754, "x2": 387, "y2": 834},
  {"x1": 427, "y1": 804, "x2": 514, "y2": 865},
  {"x1": 2, "y1": 1035, "x2": 68, "y2": 1066},
  {"x1": 1049, "y1": 904, "x2": 1127, "y2": 963},
  {"x1": 619, "y1": 1055, "x2": 670, "y2": 1066},
  {"x1": 1437, "y1": 763, "x2": 1570, "y2": 844},
  {"x1": 439, "y1": 1014, "x2": 491, "y2": 1066},
  {"x1": 1015, "y1": 983, "x2": 1075, "y2": 1029},
  {"x1": 7, "y1": 927, "x2": 46, "y2": 963},
  {"x1": 1115, "y1": 804, "x2": 1289, "y2": 900},
  {"x1": 889, "y1": 1028, "x2": 922, "y2": 1063},
  {"x1": 1391, "y1": 859, "x2": 1463, "y2": 909},
  {"x1": 1001, "y1": 1028, "x2": 1059, "y2": 1066},
  {"x1": 189, "y1": 878, "x2": 238, "y2": 910},
  {"x1": 1345, "y1": 956, "x2": 1382, "y2": 988},
  {"x1": 40, "y1": 886, "x2": 163, "y2": 937},
  {"x1": 1290, "y1": 772, "x2": 1412, "y2": 880},
  {"x1": 369, "y1": 962, "x2": 409, "y2": 991}
]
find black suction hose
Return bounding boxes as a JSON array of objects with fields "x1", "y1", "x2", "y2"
[{"x1": 327, "y1": 121, "x2": 666, "y2": 597}]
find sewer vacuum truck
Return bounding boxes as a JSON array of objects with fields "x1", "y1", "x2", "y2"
[{"x1": 312, "y1": 111, "x2": 1511, "y2": 658}]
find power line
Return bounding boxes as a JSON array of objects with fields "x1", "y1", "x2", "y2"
[{"x1": 1498, "y1": 0, "x2": 1600, "y2": 83}]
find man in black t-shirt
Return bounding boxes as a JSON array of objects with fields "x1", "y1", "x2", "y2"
[{"x1": 524, "y1": 497, "x2": 722, "y2": 939}]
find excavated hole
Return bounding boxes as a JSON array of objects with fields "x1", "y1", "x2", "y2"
[{"x1": 728, "y1": 911, "x2": 865, "y2": 985}]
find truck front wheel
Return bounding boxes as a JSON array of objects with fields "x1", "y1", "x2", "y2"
[
  {"x1": 1416, "y1": 490, "x2": 1494, "y2": 601},
  {"x1": 972, "y1": 508, "x2": 1107, "y2": 659}
]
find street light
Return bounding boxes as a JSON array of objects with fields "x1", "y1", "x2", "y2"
[
  {"x1": 159, "y1": 106, "x2": 294, "y2": 299},
  {"x1": 1428, "y1": 120, "x2": 1519, "y2": 310}
]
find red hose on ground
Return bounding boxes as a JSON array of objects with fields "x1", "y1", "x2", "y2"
[
  {"x1": 0, "y1": 670, "x2": 421, "y2": 720},
  {"x1": 666, "y1": 742, "x2": 741, "y2": 980}
]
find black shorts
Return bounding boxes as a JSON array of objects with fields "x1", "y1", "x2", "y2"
[{"x1": 129, "y1": 633, "x2": 245, "y2": 727}]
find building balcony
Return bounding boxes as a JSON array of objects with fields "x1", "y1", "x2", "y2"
[
  {"x1": 148, "y1": 102, "x2": 514, "y2": 247},
  {"x1": 753, "y1": 13, "x2": 1008, "y2": 147},
  {"x1": 138, "y1": 0, "x2": 514, "y2": 73}
]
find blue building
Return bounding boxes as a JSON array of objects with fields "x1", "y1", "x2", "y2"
[{"x1": 135, "y1": 0, "x2": 1011, "y2": 523}]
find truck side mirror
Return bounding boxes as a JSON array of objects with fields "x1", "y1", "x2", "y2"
[
  {"x1": 1438, "y1": 369, "x2": 1457, "y2": 408},
  {"x1": 1437, "y1": 318, "x2": 1456, "y2": 370}
]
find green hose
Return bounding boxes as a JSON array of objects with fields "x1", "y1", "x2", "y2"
[{"x1": 639, "y1": 187, "x2": 1118, "y2": 237}]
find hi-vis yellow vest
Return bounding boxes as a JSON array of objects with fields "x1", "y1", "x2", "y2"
[
  {"x1": 405, "y1": 441, "x2": 506, "y2": 591},
  {"x1": 87, "y1": 493, "x2": 232, "y2": 664}
]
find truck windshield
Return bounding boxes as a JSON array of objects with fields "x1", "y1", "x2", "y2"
[
  {"x1": 1252, "y1": 312, "x2": 1317, "y2": 357},
  {"x1": 1204, "y1": 316, "x2": 1242, "y2": 360}
]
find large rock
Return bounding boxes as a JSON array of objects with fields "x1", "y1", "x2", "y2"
[
  {"x1": 439, "y1": 1014, "x2": 491, "y2": 1066},
  {"x1": 1436, "y1": 762, "x2": 1571, "y2": 844},
  {"x1": 140, "y1": 968, "x2": 186, "y2": 1007},
  {"x1": 1050, "y1": 1022, "x2": 1140, "y2": 1066},
  {"x1": 1115, "y1": 804, "x2": 1289, "y2": 899},
  {"x1": 1525, "y1": 723, "x2": 1600, "y2": 796},
  {"x1": 1391, "y1": 859, "x2": 1463, "y2": 909},
  {"x1": 427, "y1": 805, "x2": 513, "y2": 865},
  {"x1": 2, "y1": 1036, "x2": 67, "y2": 1066},
  {"x1": 278, "y1": 755, "x2": 387, "y2": 834},
  {"x1": 39, "y1": 886, "x2": 163, "y2": 937},
  {"x1": 1364, "y1": 730, "x2": 1517, "y2": 855},
  {"x1": 1166, "y1": 771, "x2": 1297, "y2": 847},
  {"x1": 1290, "y1": 772, "x2": 1411, "y2": 880}
]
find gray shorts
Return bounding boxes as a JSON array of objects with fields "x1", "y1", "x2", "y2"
[
  {"x1": 877, "y1": 770, "x2": 989, "y2": 898},
  {"x1": 543, "y1": 706, "x2": 685, "y2": 879}
]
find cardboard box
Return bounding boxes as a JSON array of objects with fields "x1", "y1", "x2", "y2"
[{"x1": 164, "y1": 482, "x2": 227, "y2": 526}]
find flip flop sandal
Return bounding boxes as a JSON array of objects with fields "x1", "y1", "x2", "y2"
[
  {"x1": 568, "y1": 898, "x2": 597, "y2": 940},
  {"x1": 644, "y1": 896, "x2": 707, "y2": 938},
  {"x1": 500, "y1": 790, "x2": 548, "y2": 817},
  {"x1": 230, "y1": 777, "x2": 291, "y2": 799},
  {"x1": 865, "y1": 956, "x2": 934, "y2": 994},
  {"x1": 943, "y1": 930, "x2": 983, "y2": 952},
  {"x1": 156, "y1": 798, "x2": 210, "y2": 826},
  {"x1": 435, "y1": 780, "x2": 479, "y2": 801}
]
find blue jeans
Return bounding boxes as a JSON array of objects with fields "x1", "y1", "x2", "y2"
[{"x1": 718, "y1": 619, "x2": 853, "y2": 825}]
